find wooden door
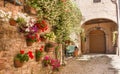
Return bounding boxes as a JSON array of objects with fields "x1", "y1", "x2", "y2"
[{"x1": 89, "y1": 30, "x2": 106, "y2": 53}]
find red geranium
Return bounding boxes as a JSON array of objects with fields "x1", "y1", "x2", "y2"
[
  {"x1": 26, "y1": 33, "x2": 39, "y2": 42},
  {"x1": 28, "y1": 51, "x2": 34, "y2": 59},
  {"x1": 34, "y1": 20, "x2": 48, "y2": 32},
  {"x1": 20, "y1": 50, "x2": 24, "y2": 54}
]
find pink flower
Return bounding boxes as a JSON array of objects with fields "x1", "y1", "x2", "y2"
[{"x1": 44, "y1": 56, "x2": 50, "y2": 60}]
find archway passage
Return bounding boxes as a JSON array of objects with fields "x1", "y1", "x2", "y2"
[{"x1": 89, "y1": 30, "x2": 106, "y2": 53}]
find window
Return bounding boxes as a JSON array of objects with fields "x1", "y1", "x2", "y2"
[{"x1": 93, "y1": 0, "x2": 101, "y2": 3}]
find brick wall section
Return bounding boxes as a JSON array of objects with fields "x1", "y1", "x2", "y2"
[
  {"x1": 0, "y1": 1, "x2": 58, "y2": 74},
  {"x1": 0, "y1": 21, "x2": 56, "y2": 74}
]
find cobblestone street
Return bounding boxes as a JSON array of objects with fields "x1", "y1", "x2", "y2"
[{"x1": 57, "y1": 54, "x2": 120, "y2": 74}]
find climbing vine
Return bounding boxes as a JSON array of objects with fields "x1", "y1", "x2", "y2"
[{"x1": 27, "y1": 0, "x2": 82, "y2": 43}]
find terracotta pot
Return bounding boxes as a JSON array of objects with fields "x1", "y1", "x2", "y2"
[
  {"x1": 36, "y1": 57, "x2": 43, "y2": 62},
  {"x1": 26, "y1": 41, "x2": 33, "y2": 46},
  {"x1": 73, "y1": 49, "x2": 79, "y2": 57},
  {"x1": 35, "y1": 50, "x2": 43, "y2": 62},
  {"x1": 45, "y1": 47, "x2": 54, "y2": 52},
  {"x1": 14, "y1": 60, "x2": 23, "y2": 68},
  {"x1": 9, "y1": 18, "x2": 16, "y2": 26}
]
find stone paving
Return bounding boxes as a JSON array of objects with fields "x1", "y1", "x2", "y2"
[{"x1": 56, "y1": 54, "x2": 120, "y2": 74}]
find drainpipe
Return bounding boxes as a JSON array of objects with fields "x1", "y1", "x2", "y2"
[{"x1": 111, "y1": 0, "x2": 120, "y2": 56}]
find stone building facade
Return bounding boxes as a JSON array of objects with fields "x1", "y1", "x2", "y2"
[{"x1": 74, "y1": 0, "x2": 118, "y2": 54}]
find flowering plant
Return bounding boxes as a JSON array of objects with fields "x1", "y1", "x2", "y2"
[
  {"x1": 51, "y1": 59, "x2": 60, "y2": 71},
  {"x1": 0, "y1": 10, "x2": 12, "y2": 21},
  {"x1": 35, "y1": 45, "x2": 44, "y2": 61},
  {"x1": 35, "y1": 20, "x2": 48, "y2": 32},
  {"x1": 26, "y1": 33, "x2": 40, "y2": 43},
  {"x1": 14, "y1": 50, "x2": 34, "y2": 63},
  {"x1": 15, "y1": 13, "x2": 37, "y2": 33},
  {"x1": 43, "y1": 32, "x2": 56, "y2": 41},
  {"x1": 42, "y1": 56, "x2": 51, "y2": 66}
]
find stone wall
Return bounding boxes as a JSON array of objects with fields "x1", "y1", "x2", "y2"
[{"x1": 0, "y1": 20, "x2": 58, "y2": 74}]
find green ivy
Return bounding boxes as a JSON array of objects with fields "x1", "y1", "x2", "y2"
[{"x1": 27, "y1": 0, "x2": 82, "y2": 43}]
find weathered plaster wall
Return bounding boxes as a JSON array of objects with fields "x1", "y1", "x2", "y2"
[{"x1": 73, "y1": 0, "x2": 117, "y2": 25}]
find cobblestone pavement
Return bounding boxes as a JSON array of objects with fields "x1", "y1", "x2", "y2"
[{"x1": 56, "y1": 54, "x2": 120, "y2": 74}]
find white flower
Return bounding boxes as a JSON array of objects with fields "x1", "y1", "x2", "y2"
[
  {"x1": 0, "y1": 10, "x2": 12, "y2": 21},
  {"x1": 25, "y1": 28, "x2": 30, "y2": 32}
]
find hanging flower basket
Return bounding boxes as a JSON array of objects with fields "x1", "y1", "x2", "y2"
[
  {"x1": 40, "y1": 34, "x2": 48, "y2": 43},
  {"x1": 44, "y1": 42, "x2": 56, "y2": 52},
  {"x1": 9, "y1": 18, "x2": 17, "y2": 26},
  {"x1": 42, "y1": 56, "x2": 51, "y2": 67},
  {"x1": 35, "y1": 49, "x2": 43, "y2": 62},
  {"x1": 26, "y1": 41, "x2": 33, "y2": 46},
  {"x1": 25, "y1": 33, "x2": 39, "y2": 46},
  {"x1": 14, "y1": 59, "x2": 23, "y2": 68},
  {"x1": 34, "y1": 20, "x2": 48, "y2": 32}
]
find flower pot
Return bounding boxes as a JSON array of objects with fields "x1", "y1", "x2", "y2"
[
  {"x1": 26, "y1": 41, "x2": 33, "y2": 46},
  {"x1": 43, "y1": 63, "x2": 49, "y2": 67},
  {"x1": 73, "y1": 49, "x2": 79, "y2": 57},
  {"x1": 24, "y1": 5, "x2": 37, "y2": 15},
  {"x1": 36, "y1": 57, "x2": 43, "y2": 62},
  {"x1": 9, "y1": 18, "x2": 16, "y2": 26},
  {"x1": 45, "y1": 47, "x2": 54, "y2": 52},
  {"x1": 36, "y1": 58, "x2": 40, "y2": 62},
  {"x1": 35, "y1": 50, "x2": 43, "y2": 62},
  {"x1": 14, "y1": 60, "x2": 23, "y2": 68}
]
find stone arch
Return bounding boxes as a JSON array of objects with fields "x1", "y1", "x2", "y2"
[
  {"x1": 81, "y1": 18, "x2": 118, "y2": 54},
  {"x1": 81, "y1": 18, "x2": 117, "y2": 27}
]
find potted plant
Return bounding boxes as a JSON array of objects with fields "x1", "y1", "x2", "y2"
[
  {"x1": 40, "y1": 34, "x2": 48, "y2": 42},
  {"x1": 50, "y1": 59, "x2": 60, "y2": 72},
  {"x1": 9, "y1": 18, "x2": 17, "y2": 26},
  {"x1": 14, "y1": 50, "x2": 34, "y2": 68},
  {"x1": 16, "y1": 17, "x2": 26, "y2": 25},
  {"x1": 34, "y1": 20, "x2": 48, "y2": 32},
  {"x1": 35, "y1": 46, "x2": 44, "y2": 61},
  {"x1": 44, "y1": 42, "x2": 56, "y2": 52},
  {"x1": 25, "y1": 33, "x2": 39, "y2": 46},
  {"x1": 42, "y1": 56, "x2": 51, "y2": 67},
  {"x1": 43, "y1": 32, "x2": 56, "y2": 42}
]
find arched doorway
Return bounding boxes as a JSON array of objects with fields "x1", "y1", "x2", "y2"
[
  {"x1": 81, "y1": 18, "x2": 118, "y2": 54},
  {"x1": 89, "y1": 30, "x2": 106, "y2": 53}
]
